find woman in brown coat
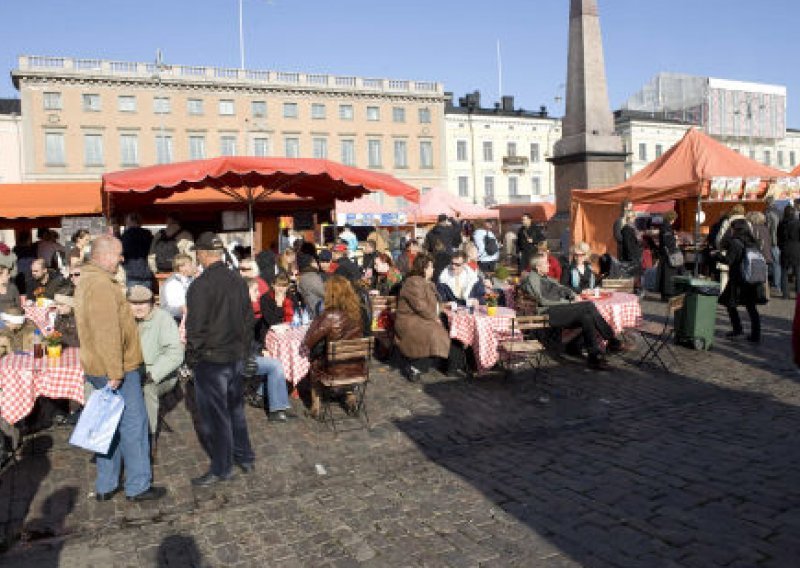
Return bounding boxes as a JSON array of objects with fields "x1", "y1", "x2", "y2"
[
  {"x1": 303, "y1": 275, "x2": 365, "y2": 418},
  {"x1": 394, "y1": 253, "x2": 451, "y2": 382}
]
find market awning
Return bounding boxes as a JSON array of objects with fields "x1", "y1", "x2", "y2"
[{"x1": 0, "y1": 182, "x2": 102, "y2": 219}]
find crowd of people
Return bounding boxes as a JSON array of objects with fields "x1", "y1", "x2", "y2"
[{"x1": 0, "y1": 195, "x2": 797, "y2": 491}]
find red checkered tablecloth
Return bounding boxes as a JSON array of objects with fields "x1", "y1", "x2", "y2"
[
  {"x1": 446, "y1": 307, "x2": 515, "y2": 372},
  {"x1": 24, "y1": 305, "x2": 56, "y2": 333},
  {"x1": 0, "y1": 347, "x2": 85, "y2": 424},
  {"x1": 264, "y1": 325, "x2": 310, "y2": 386},
  {"x1": 587, "y1": 292, "x2": 642, "y2": 335}
]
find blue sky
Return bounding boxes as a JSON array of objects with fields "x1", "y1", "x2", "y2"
[{"x1": 2, "y1": 0, "x2": 798, "y2": 124}]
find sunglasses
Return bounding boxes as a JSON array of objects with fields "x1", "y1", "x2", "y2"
[{"x1": 70, "y1": 272, "x2": 81, "y2": 277}]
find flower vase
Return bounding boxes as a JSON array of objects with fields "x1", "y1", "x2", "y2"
[
  {"x1": 486, "y1": 305, "x2": 498, "y2": 316},
  {"x1": 46, "y1": 344, "x2": 62, "y2": 359}
]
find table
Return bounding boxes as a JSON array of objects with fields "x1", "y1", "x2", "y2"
[
  {"x1": 23, "y1": 305, "x2": 56, "y2": 333},
  {"x1": 584, "y1": 291, "x2": 642, "y2": 335},
  {"x1": 264, "y1": 325, "x2": 310, "y2": 386},
  {"x1": 445, "y1": 306, "x2": 515, "y2": 372},
  {"x1": 0, "y1": 347, "x2": 85, "y2": 425}
]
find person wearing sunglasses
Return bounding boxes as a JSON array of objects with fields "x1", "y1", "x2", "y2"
[{"x1": 437, "y1": 251, "x2": 484, "y2": 307}]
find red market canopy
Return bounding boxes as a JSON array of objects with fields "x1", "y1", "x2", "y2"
[
  {"x1": 409, "y1": 187, "x2": 498, "y2": 223},
  {"x1": 792, "y1": 163, "x2": 800, "y2": 177},
  {"x1": 0, "y1": 182, "x2": 103, "y2": 220}
]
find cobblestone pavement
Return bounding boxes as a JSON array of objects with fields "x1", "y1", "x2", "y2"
[{"x1": 0, "y1": 296, "x2": 797, "y2": 567}]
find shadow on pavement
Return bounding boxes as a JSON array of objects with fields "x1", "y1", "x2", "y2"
[{"x1": 157, "y1": 534, "x2": 205, "y2": 567}]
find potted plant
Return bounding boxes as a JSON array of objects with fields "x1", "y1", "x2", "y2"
[
  {"x1": 485, "y1": 292, "x2": 499, "y2": 316},
  {"x1": 43, "y1": 330, "x2": 63, "y2": 358}
]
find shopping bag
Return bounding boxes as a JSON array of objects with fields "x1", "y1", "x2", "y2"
[{"x1": 68, "y1": 386, "x2": 125, "y2": 454}]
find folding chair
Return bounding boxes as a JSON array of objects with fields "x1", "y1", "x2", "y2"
[
  {"x1": 635, "y1": 294, "x2": 685, "y2": 372},
  {"x1": 498, "y1": 314, "x2": 550, "y2": 380},
  {"x1": 600, "y1": 278, "x2": 636, "y2": 294},
  {"x1": 317, "y1": 337, "x2": 374, "y2": 433},
  {"x1": 371, "y1": 295, "x2": 397, "y2": 360}
]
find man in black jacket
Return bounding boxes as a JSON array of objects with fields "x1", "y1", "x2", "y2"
[
  {"x1": 517, "y1": 213, "x2": 545, "y2": 271},
  {"x1": 186, "y1": 232, "x2": 255, "y2": 486},
  {"x1": 424, "y1": 214, "x2": 461, "y2": 255}
]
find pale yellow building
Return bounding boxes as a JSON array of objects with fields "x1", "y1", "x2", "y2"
[
  {"x1": 12, "y1": 55, "x2": 447, "y2": 201},
  {"x1": 0, "y1": 100, "x2": 23, "y2": 183}
]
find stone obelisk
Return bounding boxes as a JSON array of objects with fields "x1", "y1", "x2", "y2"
[{"x1": 550, "y1": 0, "x2": 626, "y2": 228}]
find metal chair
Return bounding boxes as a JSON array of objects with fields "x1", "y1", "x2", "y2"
[
  {"x1": 498, "y1": 314, "x2": 550, "y2": 379},
  {"x1": 318, "y1": 337, "x2": 374, "y2": 432},
  {"x1": 371, "y1": 295, "x2": 397, "y2": 360},
  {"x1": 635, "y1": 294, "x2": 685, "y2": 372}
]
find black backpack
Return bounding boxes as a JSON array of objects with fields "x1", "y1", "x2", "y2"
[
  {"x1": 483, "y1": 232, "x2": 498, "y2": 256},
  {"x1": 154, "y1": 230, "x2": 179, "y2": 272}
]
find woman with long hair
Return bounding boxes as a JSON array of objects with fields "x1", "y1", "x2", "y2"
[
  {"x1": 372, "y1": 252, "x2": 403, "y2": 296},
  {"x1": 302, "y1": 275, "x2": 365, "y2": 418},
  {"x1": 277, "y1": 249, "x2": 298, "y2": 281}
]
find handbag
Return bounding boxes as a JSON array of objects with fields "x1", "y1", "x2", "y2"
[
  {"x1": 69, "y1": 386, "x2": 125, "y2": 454},
  {"x1": 667, "y1": 250, "x2": 685, "y2": 268}
]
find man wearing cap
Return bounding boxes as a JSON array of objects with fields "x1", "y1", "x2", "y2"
[
  {"x1": 185, "y1": 232, "x2": 255, "y2": 486},
  {"x1": 127, "y1": 285, "x2": 184, "y2": 462},
  {"x1": 74, "y1": 235, "x2": 165, "y2": 502}
]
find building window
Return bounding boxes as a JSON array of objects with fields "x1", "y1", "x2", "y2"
[
  {"x1": 483, "y1": 141, "x2": 493, "y2": 162},
  {"x1": 155, "y1": 135, "x2": 173, "y2": 164},
  {"x1": 118, "y1": 96, "x2": 136, "y2": 113},
  {"x1": 120, "y1": 134, "x2": 139, "y2": 166},
  {"x1": 531, "y1": 177, "x2": 541, "y2": 195},
  {"x1": 509, "y1": 177, "x2": 519, "y2": 196},
  {"x1": 284, "y1": 137, "x2": 300, "y2": 158},
  {"x1": 189, "y1": 135, "x2": 206, "y2": 160},
  {"x1": 44, "y1": 133, "x2": 65, "y2": 165},
  {"x1": 392, "y1": 107, "x2": 406, "y2": 123},
  {"x1": 82, "y1": 94, "x2": 101, "y2": 112},
  {"x1": 763, "y1": 150, "x2": 771, "y2": 165},
  {"x1": 341, "y1": 139, "x2": 355, "y2": 166},
  {"x1": 84, "y1": 134, "x2": 103, "y2": 166},
  {"x1": 791, "y1": 151, "x2": 797, "y2": 167},
  {"x1": 394, "y1": 140, "x2": 408, "y2": 168},
  {"x1": 283, "y1": 102, "x2": 298, "y2": 119},
  {"x1": 456, "y1": 140, "x2": 468, "y2": 161},
  {"x1": 220, "y1": 135, "x2": 237, "y2": 156},
  {"x1": 252, "y1": 137, "x2": 269, "y2": 157},
  {"x1": 368, "y1": 139, "x2": 382, "y2": 167},
  {"x1": 777, "y1": 150, "x2": 785, "y2": 168},
  {"x1": 655, "y1": 144, "x2": 664, "y2": 158},
  {"x1": 367, "y1": 106, "x2": 380, "y2": 121},
  {"x1": 339, "y1": 104, "x2": 354, "y2": 120},
  {"x1": 311, "y1": 103, "x2": 326, "y2": 120},
  {"x1": 530, "y1": 143, "x2": 540, "y2": 163},
  {"x1": 251, "y1": 100, "x2": 267, "y2": 117},
  {"x1": 154, "y1": 97, "x2": 171, "y2": 114},
  {"x1": 187, "y1": 98, "x2": 204, "y2": 116},
  {"x1": 638, "y1": 143, "x2": 647, "y2": 161},
  {"x1": 312, "y1": 137, "x2": 328, "y2": 159},
  {"x1": 418, "y1": 107, "x2": 431, "y2": 124},
  {"x1": 458, "y1": 176, "x2": 469, "y2": 198},
  {"x1": 420, "y1": 140, "x2": 433, "y2": 168},
  {"x1": 484, "y1": 176, "x2": 494, "y2": 199},
  {"x1": 507, "y1": 142, "x2": 517, "y2": 157},
  {"x1": 219, "y1": 99, "x2": 235, "y2": 116},
  {"x1": 43, "y1": 92, "x2": 62, "y2": 110},
  {"x1": 749, "y1": 149, "x2": 756, "y2": 160}
]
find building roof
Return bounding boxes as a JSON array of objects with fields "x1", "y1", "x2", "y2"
[{"x1": 0, "y1": 99, "x2": 21, "y2": 115}]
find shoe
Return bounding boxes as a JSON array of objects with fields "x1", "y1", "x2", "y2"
[
  {"x1": 267, "y1": 410, "x2": 287, "y2": 422},
  {"x1": 404, "y1": 365, "x2": 422, "y2": 383},
  {"x1": 746, "y1": 335, "x2": 761, "y2": 343},
  {"x1": 65, "y1": 410, "x2": 81, "y2": 426},
  {"x1": 588, "y1": 355, "x2": 610, "y2": 370},
  {"x1": 246, "y1": 393, "x2": 264, "y2": 409},
  {"x1": 126, "y1": 486, "x2": 167, "y2": 502},
  {"x1": 95, "y1": 487, "x2": 121, "y2": 502},
  {"x1": 607, "y1": 339, "x2": 625, "y2": 353},
  {"x1": 725, "y1": 330, "x2": 743, "y2": 338},
  {"x1": 191, "y1": 471, "x2": 233, "y2": 487},
  {"x1": 236, "y1": 461, "x2": 255, "y2": 474}
]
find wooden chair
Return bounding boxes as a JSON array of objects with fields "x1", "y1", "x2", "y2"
[
  {"x1": 635, "y1": 294, "x2": 685, "y2": 372},
  {"x1": 498, "y1": 314, "x2": 550, "y2": 379},
  {"x1": 601, "y1": 278, "x2": 635, "y2": 294},
  {"x1": 371, "y1": 295, "x2": 397, "y2": 360},
  {"x1": 318, "y1": 337, "x2": 374, "y2": 432}
]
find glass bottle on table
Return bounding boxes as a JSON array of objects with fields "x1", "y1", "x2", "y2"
[{"x1": 33, "y1": 329, "x2": 44, "y2": 359}]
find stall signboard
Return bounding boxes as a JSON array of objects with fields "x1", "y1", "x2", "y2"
[
  {"x1": 337, "y1": 212, "x2": 408, "y2": 226},
  {"x1": 61, "y1": 216, "x2": 107, "y2": 238},
  {"x1": 709, "y1": 177, "x2": 727, "y2": 201},
  {"x1": 743, "y1": 177, "x2": 761, "y2": 199},
  {"x1": 724, "y1": 177, "x2": 743, "y2": 201}
]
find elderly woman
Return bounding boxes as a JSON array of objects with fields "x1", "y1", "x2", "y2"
[
  {"x1": 53, "y1": 292, "x2": 80, "y2": 347},
  {"x1": 394, "y1": 253, "x2": 451, "y2": 382},
  {"x1": 372, "y1": 253, "x2": 403, "y2": 296},
  {"x1": 302, "y1": 275, "x2": 365, "y2": 418},
  {"x1": 561, "y1": 242, "x2": 596, "y2": 293}
]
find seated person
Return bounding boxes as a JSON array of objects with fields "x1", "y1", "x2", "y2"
[
  {"x1": 27, "y1": 258, "x2": 66, "y2": 301},
  {"x1": 297, "y1": 253, "x2": 325, "y2": 315},
  {"x1": 372, "y1": 253, "x2": 403, "y2": 296},
  {"x1": 160, "y1": 253, "x2": 195, "y2": 323},
  {"x1": 561, "y1": 242, "x2": 597, "y2": 293},
  {"x1": 255, "y1": 274, "x2": 302, "y2": 343},
  {"x1": 239, "y1": 257, "x2": 270, "y2": 319},
  {"x1": 127, "y1": 286, "x2": 184, "y2": 458},
  {"x1": 394, "y1": 253, "x2": 451, "y2": 382},
  {"x1": 333, "y1": 246, "x2": 363, "y2": 282},
  {"x1": 536, "y1": 241, "x2": 562, "y2": 281},
  {"x1": 396, "y1": 239, "x2": 419, "y2": 275},
  {"x1": 53, "y1": 292, "x2": 80, "y2": 347},
  {"x1": 0, "y1": 265, "x2": 20, "y2": 315},
  {"x1": 0, "y1": 307, "x2": 36, "y2": 356},
  {"x1": 521, "y1": 254, "x2": 623, "y2": 370},
  {"x1": 302, "y1": 275, "x2": 365, "y2": 418},
  {"x1": 437, "y1": 251, "x2": 485, "y2": 305},
  {"x1": 361, "y1": 240, "x2": 377, "y2": 275}
]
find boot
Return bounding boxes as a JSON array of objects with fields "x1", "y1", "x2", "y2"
[
  {"x1": 308, "y1": 383, "x2": 322, "y2": 419},
  {"x1": 344, "y1": 391, "x2": 358, "y2": 415}
]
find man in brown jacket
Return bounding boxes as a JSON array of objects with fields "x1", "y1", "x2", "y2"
[{"x1": 75, "y1": 235, "x2": 166, "y2": 502}]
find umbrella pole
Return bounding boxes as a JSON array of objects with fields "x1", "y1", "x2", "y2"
[
  {"x1": 693, "y1": 190, "x2": 701, "y2": 277},
  {"x1": 249, "y1": 200, "x2": 255, "y2": 253}
]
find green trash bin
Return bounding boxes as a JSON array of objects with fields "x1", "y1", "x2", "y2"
[{"x1": 672, "y1": 276, "x2": 720, "y2": 351}]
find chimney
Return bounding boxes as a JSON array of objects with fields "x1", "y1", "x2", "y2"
[{"x1": 501, "y1": 95, "x2": 514, "y2": 112}]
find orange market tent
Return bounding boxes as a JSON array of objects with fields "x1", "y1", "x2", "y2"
[
  {"x1": 571, "y1": 128, "x2": 785, "y2": 254},
  {"x1": 409, "y1": 187, "x2": 498, "y2": 223},
  {"x1": 791, "y1": 163, "x2": 800, "y2": 176},
  {"x1": 0, "y1": 182, "x2": 103, "y2": 222}
]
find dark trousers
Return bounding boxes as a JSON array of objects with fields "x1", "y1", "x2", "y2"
[
  {"x1": 727, "y1": 304, "x2": 760, "y2": 339},
  {"x1": 547, "y1": 302, "x2": 616, "y2": 356},
  {"x1": 781, "y1": 262, "x2": 799, "y2": 298},
  {"x1": 193, "y1": 360, "x2": 254, "y2": 477}
]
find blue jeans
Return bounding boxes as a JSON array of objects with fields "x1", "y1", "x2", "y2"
[
  {"x1": 771, "y1": 246, "x2": 781, "y2": 289},
  {"x1": 254, "y1": 357, "x2": 290, "y2": 412},
  {"x1": 86, "y1": 370, "x2": 151, "y2": 497}
]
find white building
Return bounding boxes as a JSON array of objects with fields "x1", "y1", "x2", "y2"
[
  {"x1": 0, "y1": 99, "x2": 24, "y2": 183},
  {"x1": 444, "y1": 92, "x2": 561, "y2": 206}
]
